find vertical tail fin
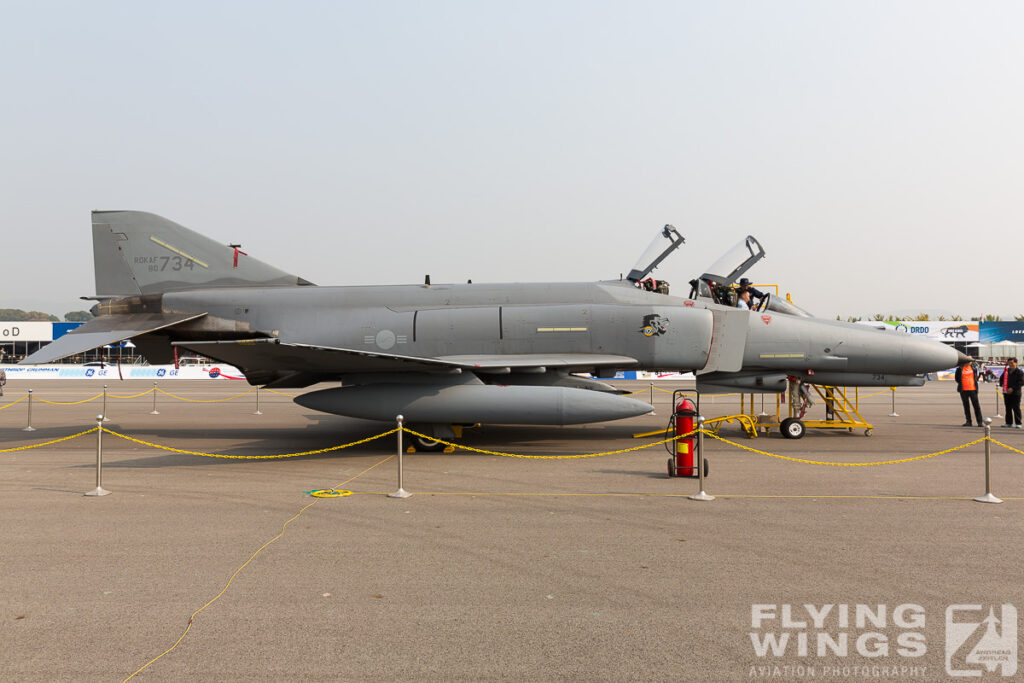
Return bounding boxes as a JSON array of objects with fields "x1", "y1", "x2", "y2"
[{"x1": 92, "y1": 210, "x2": 313, "y2": 296}]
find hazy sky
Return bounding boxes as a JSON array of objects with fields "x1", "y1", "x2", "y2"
[{"x1": 3, "y1": 1, "x2": 1022, "y2": 319}]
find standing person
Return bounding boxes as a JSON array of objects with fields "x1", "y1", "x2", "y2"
[
  {"x1": 1000, "y1": 358, "x2": 1023, "y2": 428},
  {"x1": 0, "y1": 367, "x2": 5, "y2": 397},
  {"x1": 955, "y1": 359, "x2": 983, "y2": 426}
]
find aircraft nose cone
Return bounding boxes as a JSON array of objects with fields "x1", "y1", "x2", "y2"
[{"x1": 901, "y1": 337, "x2": 961, "y2": 374}]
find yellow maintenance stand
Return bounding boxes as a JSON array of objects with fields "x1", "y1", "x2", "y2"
[{"x1": 755, "y1": 380, "x2": 873, "y2": 439}]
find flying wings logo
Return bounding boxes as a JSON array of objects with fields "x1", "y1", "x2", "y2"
[
  {"x1": 946, "y1": 604, "x2": 1018, "y2": 677},
  {"x1": 640, "y1": 315, "x2": 669, "y2": 337}
]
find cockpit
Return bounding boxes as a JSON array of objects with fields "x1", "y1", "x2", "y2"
[
  {"x1": 625, "y1": 227, "x2": 813, "y2": 317},
  {"x1": 689, "y1": 235, "x2": 813, "y2": 317},
  {"x1": 626, "y1": 224, "x2": 684, "y2": 295}
]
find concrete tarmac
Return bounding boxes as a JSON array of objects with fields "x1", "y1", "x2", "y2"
[{"x1": 1, "y1": 379, "x2": 1022, "y2": 681}]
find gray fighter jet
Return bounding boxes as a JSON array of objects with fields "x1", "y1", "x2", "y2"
[{"x1": 22, "y1": 212, "x2": 965, "y2": 449}]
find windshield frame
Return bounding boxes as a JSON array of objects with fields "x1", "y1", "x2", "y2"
[
  {"x1": 626, "y1": 225, "x2": 685, "y2": 283},
  {"x1": 699, "y1": 235, "x2": 766, "y2": 286}
]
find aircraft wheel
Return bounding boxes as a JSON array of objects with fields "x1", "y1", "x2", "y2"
[
  {"x1": 411, "y1": 433, "x2": 447, "y2": 452},
  {"x1": 780, "y1": 418, "x2": 805, "y2": 440}
]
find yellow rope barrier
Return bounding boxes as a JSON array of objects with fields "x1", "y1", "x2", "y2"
[
  {"x1": 122, "y1": 453, "x2": 395, "y2": 682},
  {"x1": 0, "y1": 428, "x2": 99, "y2": 453},
  {"x1": 403, "y1": 427, "x2": 690, "y2": 459},
  {"x1": 702, "y1": 430, "x2": 987, "y2": 466},
  {"x1": 155, "y1": 387, "x2": 255, "y2": 403},
  {"x1": 264, "y1": 388, "x2": 297, "y2": 398},
  {"x1": 859, "y1": 389, "x2": 892, "y2": 399},
  {"x1": 34, "y1": 394, "x2": 103, "y2": 405},
  {"x1": 106, "y1": 388, "x2": 157, "y2": 399},
  {"x1": 0, "y1": 395, "x2": 28, "y2": 410},
  {"x1": 103, "y1": 428, "x2": 399, "y2": 459},
  {"x1": 990, "y1": 439, "x2": 1024, "y2": 456}
]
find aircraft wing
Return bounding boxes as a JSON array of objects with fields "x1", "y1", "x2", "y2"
[
  {"x1": 176, "y1": 339, "x2": 638, "y2": 376},
  {"x1": 20, "y1": 312, "x2": 207, "y2": 364},
  {"x1": 176, "y1": 339, "x2": 466, "y2": 374}
]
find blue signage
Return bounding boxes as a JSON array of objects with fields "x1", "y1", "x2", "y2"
[{"x1": 979, "y1": 322, "x2": 1024, "y2": 343}]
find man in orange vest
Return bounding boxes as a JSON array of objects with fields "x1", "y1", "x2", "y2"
[{"x1": 955, "y1": 359, "x2": 983, "y2": 427}]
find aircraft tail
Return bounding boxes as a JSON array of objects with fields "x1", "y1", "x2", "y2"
[{"x1": 92, "y1": 210, "x2": 314, "y2": 296}]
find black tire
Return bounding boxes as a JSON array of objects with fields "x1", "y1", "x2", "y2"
[
  {"x1": 411, "y1": 433, "x2": 446, "y2": 452},
  {"x1": 667, "y1": 457, "x2": 675, "y2": 478},
  {"x1": 780, "y1": 418, "x2": 805, "y2": 440}
]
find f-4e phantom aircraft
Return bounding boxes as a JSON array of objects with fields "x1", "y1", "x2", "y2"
[{"x1": 23, "y1": 212, "x2": 965, "y2": 450}]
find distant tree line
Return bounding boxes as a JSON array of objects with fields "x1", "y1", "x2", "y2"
[
  {"x1": 0, "y1": 308, "x2": 93, "y2": 322},
  {"x1": 838, "y1": 314, "x2": 1024, "y2": 322}
]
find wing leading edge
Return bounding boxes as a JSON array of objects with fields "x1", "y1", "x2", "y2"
[{"x1": 176, "y1": 339, "x2": 639, "y2": 385}]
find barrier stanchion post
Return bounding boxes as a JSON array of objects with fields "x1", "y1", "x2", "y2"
[
  {"x1": 150, "y1": 382, "x2": 159, "y2": 415},
  {"x1": 388, "y1": 415, "x2": 411, "y2": 498},
  {"x1": 85, "y1": 415, "x2": 111, "y2": 497},
  {"x1": 689, "y1": 416, "x2": 714, "y2": 502},
  {"x1": 102, "y1": 385, "x2": 110, "y2": 422},
  {"x1": 994, "y1": 388, "x2": 1002, "y2": 419},
  {"x1": 649, "y1": 382, "x2": 656, "y2": 415},
  {"x1": 254, "y1": 385, "x2": 263, "y2": 415},
  {"x1": 888, "y1": 386, "x2": 899, "y2": 417},
  {"x1": 23, "y1": 389, "x2": 36, "y2": 431},
  {"x1": 974, "y1": 418, "x2": 1002, "y2": 504}
]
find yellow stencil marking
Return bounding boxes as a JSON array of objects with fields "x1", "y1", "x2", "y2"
[{"x1": 149, "y1": 236, "x2": 209, "y2": 268}]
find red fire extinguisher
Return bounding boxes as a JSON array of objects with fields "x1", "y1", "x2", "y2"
[{"x1": 668, "y1": 398, "x2": 698, "y2": 477}]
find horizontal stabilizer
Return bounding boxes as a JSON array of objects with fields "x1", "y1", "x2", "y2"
[{"x1": 20, "y1": 312, "x2": 206, "y2": 364}]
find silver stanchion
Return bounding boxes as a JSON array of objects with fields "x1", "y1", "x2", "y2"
[
  {"x1": 993, "y1": 389, "x2": 1002, "y2": 419},
  {"x1": 102, "y1": 384, "x2": 110, "y2": 422},
  {"x1": 758, "y1": 393, "x2": 769, "y2": 418},
  {"x1": 689, "y1": 416, "x2": 714, "y2": 501},
  {"x1": 85, "y1": 415, "x2": 111, "y2": 497},
  {"x1": 23, "y1": 389, "x2": 35, "y2": 432},
  {"x1": 974, "y1": 418, "x2": 1002, "y2": 504},
  {"x1": 150, "y1": 382, "x2": 159, "y2": 415},
  {"x1": 254, "y1": 385, "x2": 263, "y2": 415},
  {"x1": 388, "y1": 415, "x2": 411, "y2": 498},
  {"x1": 888, "y1": 386, "x2": 899, "y2": 417},
  {"x1": 649, "y1": 382, "x2": 656, "y2": 415}
]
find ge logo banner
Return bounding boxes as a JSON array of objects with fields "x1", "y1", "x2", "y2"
[{"x1": 946, "y1": 604, "x2": 1017, "y2": 677}]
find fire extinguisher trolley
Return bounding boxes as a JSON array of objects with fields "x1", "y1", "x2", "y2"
[{"x1": 666, "y1": 390, "x2": 708, "y2": 478}]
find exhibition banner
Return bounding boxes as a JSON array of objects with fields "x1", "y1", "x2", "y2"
[
  {"x1": 979, "y1": 322, "x2": 1024, "y2": 343},
  {"x1": 857, "y1": 321, "x2": 979, "y2": 342},
  {"x1": 0, "y1": 322, "x2": 55, "y2": 342}
]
